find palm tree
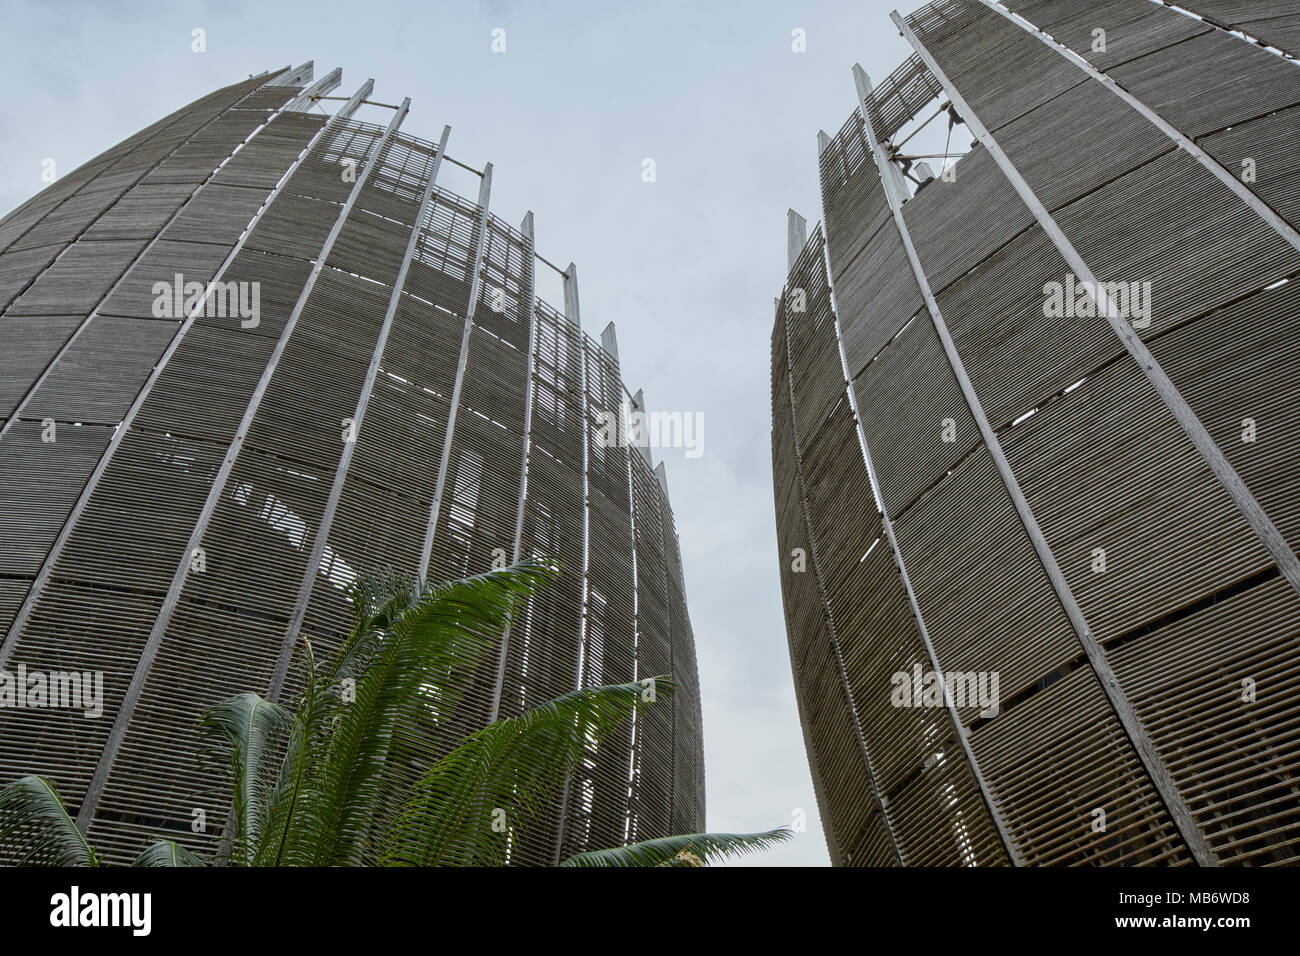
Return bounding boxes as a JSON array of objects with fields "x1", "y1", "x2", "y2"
[{"x1": 0, "y1": 560, "x2": 788, "y2": 867}]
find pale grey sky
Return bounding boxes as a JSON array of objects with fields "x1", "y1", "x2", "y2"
[{"x1": 0, "y1": 0, "x2": 920, "y2": 866}]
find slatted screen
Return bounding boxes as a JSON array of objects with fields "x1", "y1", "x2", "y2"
[
  {"x1": 775, "y1": 229, "x2": 1008, "y2": 866},
  {"x1": 1173, "y1": 0, "x2": 1300, "y2": 57},
  {"x1": 776, "y1": 0, "x2": 1300, "y2": 865}
]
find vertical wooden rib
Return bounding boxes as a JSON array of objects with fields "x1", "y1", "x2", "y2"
[
  {"x1": 268, "y1": 124, "x2": 451, "y2": 698},
  {"x1": 486, "y1": 210, "x2": 538, "y2": 723},
  {"x1": 418, "y1": 166, "x2": 493, "y2": 582}
]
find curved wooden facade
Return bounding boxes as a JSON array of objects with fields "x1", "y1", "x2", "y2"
[
  {"x1": 774, "y1": 0, "x2": 1300, "y2": 865},
  {"x1": 0, "y1": 64, "x2": 703, "y2": 864}
]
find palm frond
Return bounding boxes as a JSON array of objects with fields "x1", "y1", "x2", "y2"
[
  {"x1": 382, "y1": 676, "x2": 673, "y2": 867},
  {"x1": 261, "y1": 560, "x2": 558, "y2": 866},
  {"x1": 253, "y1": 637, "x2": 327, "y2": 867},
  {"x1": 0, "y1": 775, "x2": 99, "y2": 866},
  {"x1": 131, "y1": 839, "x2": 207, "y2": 867},
  {"x1": 197, "y1": 692, "x2": 293, "y2": 864},
  {"x1": 329, "y1": 569, "x2": 420, "y2": 683},
  {"x1": 559, "y1": 828, "x2": 793, "y2": 867}
]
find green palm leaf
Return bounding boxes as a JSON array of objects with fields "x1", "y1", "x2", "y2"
[
  {"x1": 559, "y1": 828, "x2": 793, "y2": 867},
  {"x1": 131, "y1": 839, "x2": 207, "y2": 867},
  {"x1": 255, "y1": 560, "x2": 557, "y2": 866},
  {"x1": 198, "y1": 692, "x2": 294, "y2": 864},
  {"x1": 382, "y1": 677, "x2": 673, "y2": 867},
  {"x1": 0, "y1": 775, "x2": 99, "y2": 866}
]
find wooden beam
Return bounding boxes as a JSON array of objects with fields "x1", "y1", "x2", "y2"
[{"x1": 268, "y1": 123, "x2": 452, "y2": 699}]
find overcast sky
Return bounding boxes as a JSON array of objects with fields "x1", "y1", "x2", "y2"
[{"x1": 0, "y1": 0, "x2": 919, "y2": 866}]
